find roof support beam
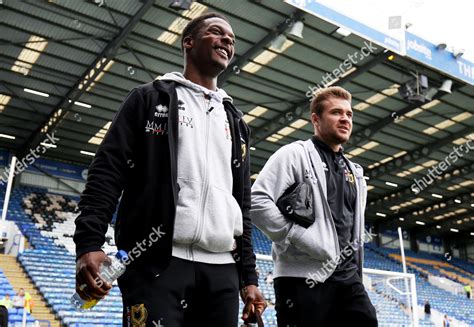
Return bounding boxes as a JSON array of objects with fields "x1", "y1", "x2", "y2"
[
  {"x1": 405, "y1": 200, "x2": 472, "y2": 222},
  {"x1": 217, "y1": 10, "x2": 305, "y2": 88},
  {"x1": 414, "y1": 212, "x2": 473, "y2": 238},
  {"x1": 368, "y1": 126, "x2": 474, "y2": 180},
  {"x1": 368, "y1": 162, "x2": 474, "y2": 209},
  {"x1": 249, "y1": 50, "x2": 389, "y2": 146},
  {"x1": 16, "y1": 0, "x2": 155, "y2": 160},
  {"x1": 370, "y1": 189, "x2": 473, "y2": 224}
]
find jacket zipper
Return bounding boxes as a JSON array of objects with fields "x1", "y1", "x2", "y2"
[
  {"x1": 306, "y1": 142, "x2": 341, "y2": 259},
  {"x1": 190, "y1": 94, "x2": 212, "y2": 259},
  {"x1": 357, "y1": 175, "x2": 364, "y2": 269}
]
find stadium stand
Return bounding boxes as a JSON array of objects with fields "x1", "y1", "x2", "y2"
[
  {"x1": 0, "y1": 269, "x2": 37, "y2": 326},
  {"x1": 384, "y1": 249, "x2": 474, "y2": 286},
  {"x1": 1, "y1": 1, "x2": 474, "y2": 326},
  {"x1": 1, "y1": 186, "x2": 473, "y2": 326},
  {"x1": 445, "y1": 257, "x2": 474, "y2": 275},
  {"x1": 1, "y1": 186, "x2": 121, "y2": 327},
  {"x1": 366, "y1": 244, "x2": 474, "y2": 326}
]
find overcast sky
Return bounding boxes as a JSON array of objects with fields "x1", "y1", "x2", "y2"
[{"x1": 318, "y1": 0, "x2": 474, "y2": 61}]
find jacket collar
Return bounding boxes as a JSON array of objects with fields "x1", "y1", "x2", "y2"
[
  {"x1": 223, "y1": 100, "x2": 244, "y2": 119},
  {"x1": 153, "y1": 79, "x2": 243, "y2": 119},
  {"x1": 153, "y1": 79, "x2": 177, "y2": 94},
  {"x1": 312, "y1": 135, "x2": 345, "y2": 155}
]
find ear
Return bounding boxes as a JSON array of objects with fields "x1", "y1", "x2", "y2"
[
  {"x1": 311, "y1": 112, "x2": 319, "y2": 126},
  {"x1": 183, "y1": 35, "x2": 194, "y2": 52}
]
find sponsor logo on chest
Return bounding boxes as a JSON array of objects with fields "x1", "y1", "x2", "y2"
[
  {"x1": 145, "y1": 120, "x2": 167, "y2": 135},
  {"x1": 154, "y1": 104, "x2": 168, "y2": 118}
]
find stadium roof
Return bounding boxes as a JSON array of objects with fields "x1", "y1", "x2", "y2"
[{"x1": 0, "y1": 0, "x2": 473, "y2": 241}]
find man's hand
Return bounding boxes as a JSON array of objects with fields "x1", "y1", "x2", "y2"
[
  {"x1": 240, "y1": 285, "x2": 267, "y2": 325},
  {"x1": 76, "y1": 251, "x2": 112, "y2": 301}
]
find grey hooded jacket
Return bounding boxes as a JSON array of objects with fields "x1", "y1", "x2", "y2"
[{"x1": 251, "y1": 139, "x2": 368, "y2": 283}]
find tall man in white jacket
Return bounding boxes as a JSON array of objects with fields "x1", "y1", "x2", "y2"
[{"x1": 251, "y1": 86, "x2": 377, "y2": 326}]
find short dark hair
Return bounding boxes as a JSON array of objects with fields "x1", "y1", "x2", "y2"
[
  {"x1": 310, "y1": 86, "x2": 352, "y2": 116},
  {"x1": 181, "y1": 12, "x2": 229, "y2": 51}
]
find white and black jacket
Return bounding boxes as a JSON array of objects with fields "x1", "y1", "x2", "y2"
[{"x1": 74, "y1": 78, "x2": 258, "y2": 288}]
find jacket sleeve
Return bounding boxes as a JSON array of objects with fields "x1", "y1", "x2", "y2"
[
  {"x1": 73, "y1": 88, "x2": 145, "y2": 259},
  {"x1": 241, "y1": 124, "x2": 259, "y2": 287},
  {"x1": 250, "y1": 144, "x2": 301, "y2": 243}
]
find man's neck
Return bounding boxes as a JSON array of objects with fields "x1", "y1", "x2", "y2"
[
  {"x1": 183, "y1": 67, "x2": 218, "y2": 91},
  {"x1": 314, "y1": 135, "x2": 342, "y2": 152}
]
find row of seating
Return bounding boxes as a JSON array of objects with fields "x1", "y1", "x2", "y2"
[{"x1": 366, "y1": 244, "x2": 473, "y2": 325}]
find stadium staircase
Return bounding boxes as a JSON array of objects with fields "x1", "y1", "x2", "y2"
[{"x1": 0, "y1": 253, "x2": 60, "y2": 326}]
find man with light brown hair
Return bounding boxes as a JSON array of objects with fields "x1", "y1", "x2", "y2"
[{"x1": 251, "y1": 86, "x2": 377, "y2": 326}]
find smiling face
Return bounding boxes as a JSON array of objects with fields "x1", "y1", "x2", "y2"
[
  {"x1": 183, "y1": 17, "x2": 235, "y2": 77},
  {"x1": 311, "y1": 97, "x2": 353, "y2": 151}
]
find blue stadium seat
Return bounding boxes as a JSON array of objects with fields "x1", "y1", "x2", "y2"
[{"x1": 2, "y1": 186, "x2": 473, "y2": 326}]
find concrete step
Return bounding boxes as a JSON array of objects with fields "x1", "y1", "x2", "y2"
[
  {"x1": 0, "y1": 253, "x2": 62, "y2": 326},
  {"x1": 6, "y1": 276, "x2": 31, "y2": 282},
  {"x1": 33, "y1": 313, "x2": 57, "y2": 320},
  {"x1": 32, "y1": 307, "x2": 51, "y2": 313},
  {"x1": 0, "y1": 266, "x2": 26, "y2": 272}
]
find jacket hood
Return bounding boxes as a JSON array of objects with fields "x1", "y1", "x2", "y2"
[{"x1": 159, "y1": 72, "x2": 233, "y2": 103}]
